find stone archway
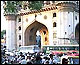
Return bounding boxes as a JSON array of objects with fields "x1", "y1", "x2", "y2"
[
  {"x1": 24, "y1": 21, "x2": 49, "y2": 46},
  {"x1": 75, "y1": 23, "x2": 79, "y2": 44}
]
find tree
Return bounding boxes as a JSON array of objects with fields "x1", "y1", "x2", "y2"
[
  {"x1": 1, "y1": 30, "x2": 6, "y2": 39},
  {"x1": 3, "y1": 1, "x2": 43, "y2": 13},
  {"x1": 4, "y1": 1, "x2": 17, "y2": 13},
  {"x1": 28, "y1": 1, "x2": 43, "y2": 11},
  {"x1": 4, "y1": 1, "x2": 23, "y2": 13}
]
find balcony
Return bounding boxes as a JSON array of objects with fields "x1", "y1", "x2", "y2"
[{"x1": 58, "y1": 38, "x2": 79, "y2": 45}]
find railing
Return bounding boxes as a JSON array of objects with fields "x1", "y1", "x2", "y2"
[
  {"x1": 58, "y1": 38, "x2": 78, "y2": 45},
  {"x1": 69, "y1": 39, "x2": 78, "y2": 45}
]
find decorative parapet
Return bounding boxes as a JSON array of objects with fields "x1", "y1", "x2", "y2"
[{"x1": 19, "y1": 6, "x2": 57, "y2": 16}]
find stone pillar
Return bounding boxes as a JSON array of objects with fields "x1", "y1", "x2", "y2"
[{"x1": 5, "y1": 14, "x2": 16, "y2": 51}]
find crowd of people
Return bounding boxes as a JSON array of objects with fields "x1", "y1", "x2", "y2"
[
  {"x1": 1, "y1": 45, "x2": 79, "y2": 64},
  {"x1": 1, "y1": 51, "x2": 61, "y2": 64},
  {"x1": 1, "y1": 45, "x2": 61, "y2": 64}
]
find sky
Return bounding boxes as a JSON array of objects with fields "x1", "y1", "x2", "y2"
[{"x1": 1, "y1": 1, "x2": 7, "y2": 31}]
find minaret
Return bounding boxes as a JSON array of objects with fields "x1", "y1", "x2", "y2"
[
  {"x1": 55, "y1": 1, "x2": 79, "y2": 45},
  {"x1": 4, "y1": 14, "x2": 16, "y2": 51}
]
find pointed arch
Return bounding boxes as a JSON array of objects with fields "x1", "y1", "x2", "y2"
[
  {"x1": 75, "y1": 23, "x2": 79, "y2": 44},
  {"x1": 24, "y1": 21, "x2": 49, "y2": 46}
]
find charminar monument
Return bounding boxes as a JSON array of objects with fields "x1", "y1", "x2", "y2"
[{"x1": 4, "y1": 1, "x2": 79, "y2": 51}]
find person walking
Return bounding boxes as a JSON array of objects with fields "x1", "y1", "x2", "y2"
[{"x1": 49, "y1": 54, "x2": 54, "y2": 64}]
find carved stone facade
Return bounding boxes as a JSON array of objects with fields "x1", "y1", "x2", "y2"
[{"x1": 4, "y1": 1, "x2": 79, "y2": 51}]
